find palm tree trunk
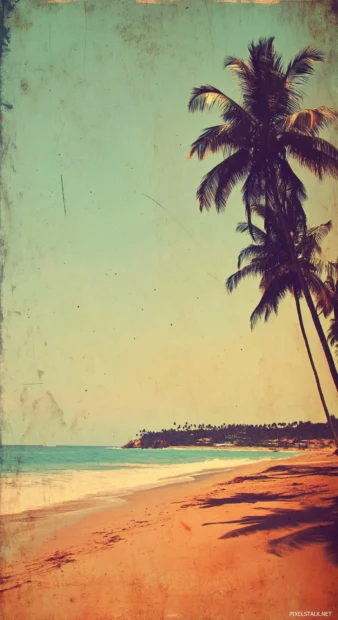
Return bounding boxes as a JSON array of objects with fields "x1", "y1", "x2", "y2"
[
  {"x1": 268, "y1": 174, "x2": 338, "y2": 391},
  {"x1": 299, "y1": 274, "x2": 338, "y2": 389},
  {"x1": 294, "y1": 293, "x2": 338, "y2": 449}
]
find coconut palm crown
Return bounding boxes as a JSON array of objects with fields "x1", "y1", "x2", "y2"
[
  {"x1": 188, "y1": 37, "x2": 338, "y2": 222},
  {"x1": 226, "y1": 206, "x2": 333, "y2": 329}
]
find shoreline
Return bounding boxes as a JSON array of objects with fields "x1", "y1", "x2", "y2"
[
  {"x1": 1, "y1": 449, "x2": 337, "y2": 620},
  {"x1": 163, "y1": 444, "x2": 304, "y2": 451},
  {"x1": 1, "y1": 449, "x2": 293, "y2": 563},
  {"x1": 0, "y1": 447, "x2": 299, "y2": 520},
  {"x1": 0, "y1": 449, "x2": 330, "y2": 561}
]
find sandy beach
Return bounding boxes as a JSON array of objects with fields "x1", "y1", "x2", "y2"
[{"x1": 1, "y1": 449, "x2": 337, "y2": 620}]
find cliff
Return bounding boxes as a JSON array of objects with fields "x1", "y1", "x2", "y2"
[{"x1": 122, "y1": 438, "x2": 169, "y2": 449}]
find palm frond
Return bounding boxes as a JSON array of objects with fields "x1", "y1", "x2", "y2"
[
  {"x1": 187, "y1": 124, "x2": 248, "y2": 160},
  {"x1": 307, "y1": 271, "x2": 333, "y2": 305},
  {"x1": 226, "y1": 262, "x2": 265, "y2": 293},
  {"x1": 275, "y1": 159, "x2": 307, "y2": 236},
  {"x1": 299, "y1": 221, "x2": 332, "y2": 264},
  {"x1": 223, "y1": 56, "x2": 254, "y2": 97},
  {"x1": 237, "y1": 244, "x2": 265, "y2": 269},
  {"x1": 323, "y1": 275, "x2": 336, "y2": 290},
  {"x1": 278, "y1": 159, "x2": 307, "y2": 202},
  {"x1": 242, "y1": 162, "x2": 268, "y2": 224},
  {"x1": 197, "y1": 149, "x2": 251, "y2": 212},
  {"x1": 317, "y1": 296, "x2": 333, "y2": 318},
  {"x1": 188, "y1": 85, "x2": 252, "y2": 125},
  {"x1": 246, "y1": 38, "x2": 290, "y2": 121},
  {"x1": 224, "y1": 56, "x2": 251, "y2": 76},
  {"x1": 250, "y1": 203, "x2": 289, "y2": 250},
  {"x1": 285, "y1": 47, "x2": 324, "y2": 85},
  {"x1": 250, "y1": 273, "x2": 293, "y2": 330},
  {"x1": 327, "y1": 318, "x2": 338, "y2": 351},
  {"x1": 309, "y1": 273, "x2": 335, "y2": 317},
  {"x1": 236, "y1": 221, "x2": 266, "y2": 245},
  {"x1": 248, "y1": 37, "x2": 276, "y2": 73},
  {"x1": 307, "y1": 221, "x2": 332, "y2": 244},
  {"x1": 282, "y1": 132, "x2": 338, "y2": 179},
  {"x1": 250, "y1": 204, "x2": 267, "y2": 219},
  {"x1": 283, "y1": 107, "x2": 338, "y2": 136},
  {"x1": 324, "y1": 262, "x2": 338, "y2": 280},
  {"x1": 307, "y1": 257, "x2": 326, "y2": 277},
  {"x1": 315, "y1": 269, "x2": 337, "y2": 317}
]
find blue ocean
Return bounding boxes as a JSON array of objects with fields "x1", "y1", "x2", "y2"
[{"x1": 0, "y1": 445, "x2": 295, "y2": 516}]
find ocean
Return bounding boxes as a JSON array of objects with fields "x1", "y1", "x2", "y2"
[{"x1": 0, "y1": 445, "x2": 296, "y2": 516}]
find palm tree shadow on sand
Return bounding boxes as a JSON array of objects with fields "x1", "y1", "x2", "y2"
[{"x1": 198, "y1": 465, "x2": 338, "y2": 566}]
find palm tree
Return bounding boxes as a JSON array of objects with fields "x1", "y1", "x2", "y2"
[
  {"x1": 188, "y1": 37, "x2": 338, "y2": 390},
  {"x1": 226, "y1": 208, "x2": 338, "y2": 448}
]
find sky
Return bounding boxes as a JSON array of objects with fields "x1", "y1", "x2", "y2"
[{"x1": 2, "y1": 0, "x2": 338, "y2": 446}]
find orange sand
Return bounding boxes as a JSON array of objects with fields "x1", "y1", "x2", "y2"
[{"x1": 1, "y1": 450, "x2": 337, "y2": 620}]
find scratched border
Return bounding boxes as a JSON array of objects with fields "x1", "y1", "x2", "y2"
[
  {"x1": 0, "y1": 1, "x2": 20, "y2": 576},
  {"x1": 136, "y1": 0, "x2": 309, "y2": 4}
]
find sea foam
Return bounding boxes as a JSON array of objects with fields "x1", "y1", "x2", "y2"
[{"x1": 0, "y1": 456, "x2": 264, "y2": 515}]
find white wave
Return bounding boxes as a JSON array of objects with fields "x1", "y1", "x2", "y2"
[{"x1": 0, "y1": 455, "x2": 270, "y2": 516}]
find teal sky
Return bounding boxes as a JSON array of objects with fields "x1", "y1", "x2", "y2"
[{"x1": 2, "y1": 0, "x2": 338, "y2": 446}]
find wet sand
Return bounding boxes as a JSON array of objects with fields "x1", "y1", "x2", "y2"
[{"x1": 1, "y1": 450, "x2": 337, "y2": 620}]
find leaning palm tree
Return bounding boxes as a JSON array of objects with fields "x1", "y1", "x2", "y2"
[
  {"x1": 188, "y1": 37, "x2": 338, "y2": 390},
  {"x1": 226, "y1": 208, "x2": 338, "y2": 448}
]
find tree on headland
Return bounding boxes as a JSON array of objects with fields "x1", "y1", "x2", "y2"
[
  {"x1": 124, "y1": 419, "x2": 338, "y2": 449},
  {"x1": 226, "y1": 207, "x2": 338, "y2": 448},
  {"x1": 188, "y1": 37, "x2": 338, "y2": 390}
]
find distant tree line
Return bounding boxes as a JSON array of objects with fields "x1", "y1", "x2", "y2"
[{"x1": 123, "y1": 418, "x2": 338, "y2": 449}]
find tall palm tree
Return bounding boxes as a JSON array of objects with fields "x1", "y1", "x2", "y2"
[
  {"x1": 226, "y1": 209, "x2": 338, "y2": 448},
  {"x1": 188, "y1": 37, "x2": 338, "y2": 390}
]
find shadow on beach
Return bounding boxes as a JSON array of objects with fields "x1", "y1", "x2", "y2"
[{"x1": 197, "y1": 464, "x2": 338, "y2": 566}]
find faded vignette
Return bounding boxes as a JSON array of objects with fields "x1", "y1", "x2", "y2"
[{"x1": 0, "y1": 0, "x2": 337, "y2": 612}]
